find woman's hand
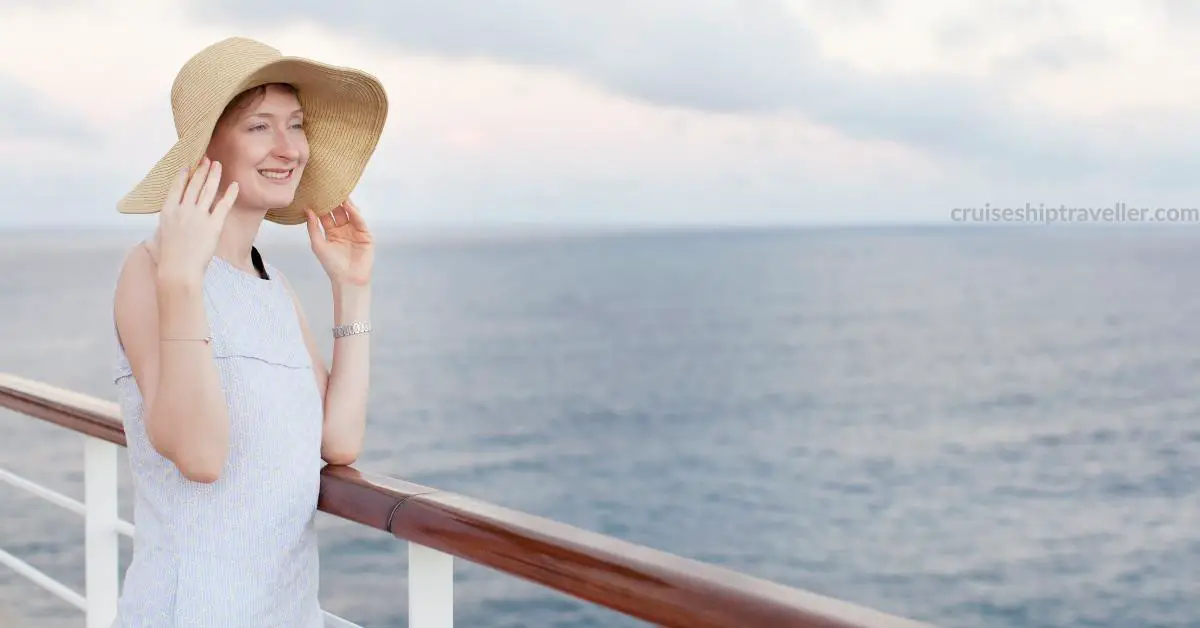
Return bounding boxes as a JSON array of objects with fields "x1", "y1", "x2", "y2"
[
  {"x1": 157, "y1": 157, "x2": 239, "y2": 285},
  {"x1": 305, "y1": 199, "x2": 374, "y2": 288}
]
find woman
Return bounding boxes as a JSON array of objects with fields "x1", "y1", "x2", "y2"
[{"x1": 110, "y1": 37, "x2": 388, "y2": 626}]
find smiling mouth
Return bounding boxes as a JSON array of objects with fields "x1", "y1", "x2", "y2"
[{"x1": 258, "y1": 168, "x2": 294, "y2": 182}]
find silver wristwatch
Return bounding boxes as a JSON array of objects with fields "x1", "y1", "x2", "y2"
[{"x1": 332, "y1": 321, "x2": 371, "y2": 338}]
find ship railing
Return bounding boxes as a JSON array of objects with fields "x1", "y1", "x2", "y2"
[{"x1": 0, "y1": 372, "x2": 931, "y2": 628}]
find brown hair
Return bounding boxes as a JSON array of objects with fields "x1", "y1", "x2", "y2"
[{"x1": 217, "y1": 82, "x2": 298, "y2": 126}]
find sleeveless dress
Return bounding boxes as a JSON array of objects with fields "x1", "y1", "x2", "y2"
[{"x1": 112, "y1": 255, "x2": 326, "y2": 627}]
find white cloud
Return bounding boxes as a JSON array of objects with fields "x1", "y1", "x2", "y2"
[
  {"x1": 786, "y1": 0, "x2": 1200, "y2": 118},
  {"x1": 1, "y1": 0, "x2": 1199, "y2": 228},
  {"x1": 0, "y1": 0, "x2": 941, "y2": 227}
]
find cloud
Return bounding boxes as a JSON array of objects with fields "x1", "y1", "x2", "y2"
[
  {"x1": 1, "y1": 0, "x2": 1199, "y2": 229},
  {"x1": 0, "y1": 0, "x2": 944, "y2": 228},
  {"x1": 190, "y1": 0, "x2": 809, "y2": 114},
  {"x1": 0, "y1": 76, "x2": 95, "y2": 143},
  {"x1": 185, "y1": 0, "x2": 1200, "y2": 187}
]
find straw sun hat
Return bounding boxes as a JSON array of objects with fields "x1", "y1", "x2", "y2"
[{"x1": 117, "y1": 37, "x2": 388, "y2": 226}]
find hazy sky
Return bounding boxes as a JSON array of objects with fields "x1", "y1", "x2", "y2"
[{"x1": 2, "y1": 0, "x2": 1199, "y2": 229}]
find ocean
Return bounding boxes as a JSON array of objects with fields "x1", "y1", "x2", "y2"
[{"x1": 0, "y1": 225, "x2": 1196, "y2": 627}]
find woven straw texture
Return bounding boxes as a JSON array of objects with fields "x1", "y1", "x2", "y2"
[{"x1": 117, "y1": 37, "x2": 388, "y2": 226}]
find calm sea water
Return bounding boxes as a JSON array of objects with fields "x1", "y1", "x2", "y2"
[{"x1": 0, "y1": 225, "x2": 1197, "y2": 627}]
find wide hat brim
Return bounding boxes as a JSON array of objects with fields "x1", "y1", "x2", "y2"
[{"x1": 117, "y1": 53, "x2": 388, "y2": 226}]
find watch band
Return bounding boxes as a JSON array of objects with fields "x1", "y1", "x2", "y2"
[{"x1": 332, "y1": 321, "x2": 371, "y2": 338}]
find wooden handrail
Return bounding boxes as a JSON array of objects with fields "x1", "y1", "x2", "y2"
[{"x1": 0, "y1": 373, "x2": 932, "y2": 628}]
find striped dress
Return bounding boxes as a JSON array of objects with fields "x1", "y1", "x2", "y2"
[{"x1": 112, "y1": 255, "x2": 326, "y2": 627}]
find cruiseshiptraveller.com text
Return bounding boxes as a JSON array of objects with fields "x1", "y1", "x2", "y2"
[{"x1": 950, "y1": 203, "x2": 1200, "y2": 224}]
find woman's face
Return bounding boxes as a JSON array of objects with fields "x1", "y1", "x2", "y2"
[{"x1": 206, "y1": 84, "x2": 309, "y2": 212}]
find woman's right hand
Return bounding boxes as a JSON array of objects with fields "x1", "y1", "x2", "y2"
[{"x1": 156, "y1": 157, "x2": 239, "y2": 285}]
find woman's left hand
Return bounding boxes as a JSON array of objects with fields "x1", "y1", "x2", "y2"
[{"x1": 305, "y1": 199, "x2": 374, "y2": 288}]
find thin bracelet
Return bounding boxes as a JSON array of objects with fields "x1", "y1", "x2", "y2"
[
  {"x1": 332, "y1": 321, "x2": 371, "y2": 339},
  {"x1": 161, "y1": 335, "x2": 213, "y2": 344}
]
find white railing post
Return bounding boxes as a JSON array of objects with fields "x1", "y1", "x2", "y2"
[
  {"x1": 84, "y1": 437, "x2": 120, "y2": 628},
  {"x1": 408, "y1": 542, "x2": 454, "y2": 627}
]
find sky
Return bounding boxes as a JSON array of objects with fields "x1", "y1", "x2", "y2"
[{"x1": 2, "y1": 0, "x2": 1200, "y2": 230}]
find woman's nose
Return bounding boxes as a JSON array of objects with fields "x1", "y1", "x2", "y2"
[{"x1": 274, "y1": 131, "x2": 301, "y2": 161}]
